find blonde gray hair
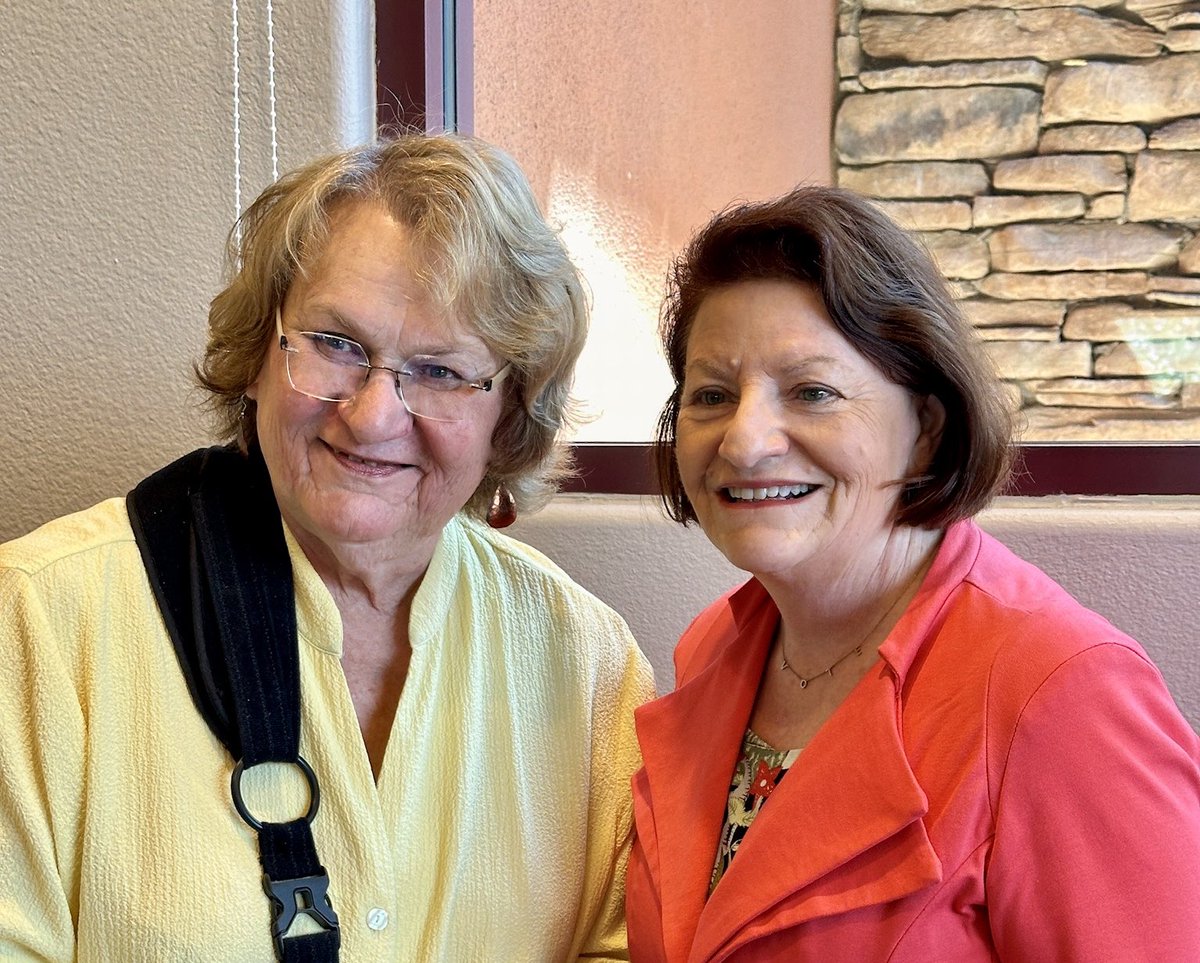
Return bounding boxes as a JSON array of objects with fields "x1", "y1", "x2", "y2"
[{"x1": 196, "y1": 132, "x2": 588, "y2": 517}]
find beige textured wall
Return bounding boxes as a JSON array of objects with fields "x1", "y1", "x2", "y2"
[
  {"x1": 0, "y1": 0, "x2": 373, "y2": 542},
  {"x1": 472, "y1": 0, "x2": 836, "y2": 441}
]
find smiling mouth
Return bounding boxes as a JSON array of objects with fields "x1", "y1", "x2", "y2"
[
  {"x1": 724, "y1": 484, "x2": 819, "y2": 503},
  {"x1": 327, "y1": 442, "x2": 410, "y2": 473},
  {"x1": 342, "y1": 451, "x2": 394, "y2": 468}
]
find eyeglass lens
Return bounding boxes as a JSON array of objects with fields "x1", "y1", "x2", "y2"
[{"x1": 283, "y1": 332, "x2": 487, "y2": 421}]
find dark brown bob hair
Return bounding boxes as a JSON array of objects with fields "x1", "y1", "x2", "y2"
[{"x1": 655, "y1": 184, "x2": 1014, "y2": 530}]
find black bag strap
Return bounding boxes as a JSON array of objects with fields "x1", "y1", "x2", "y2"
[{"x1": 127, "y1": 445, "x2": 340, "y2": 962}]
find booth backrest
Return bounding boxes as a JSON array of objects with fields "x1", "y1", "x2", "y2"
[{"x1": 510, "y1": 495, "x2": 1200, "y2": 730}]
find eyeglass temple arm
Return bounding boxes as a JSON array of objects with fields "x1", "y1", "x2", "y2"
[{"x1": 474, "y1": 363, "x2": 512, "y2": 393}]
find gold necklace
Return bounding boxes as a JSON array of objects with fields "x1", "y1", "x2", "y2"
[
  {"x1": 779, "y1": 639, "x2": 865, "y2": 689},
  {"x1": 778, "y1": 591, "x2": 904, "y2": 690}
]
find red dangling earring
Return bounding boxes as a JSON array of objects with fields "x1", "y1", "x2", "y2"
[{"x1": 487, "y1": 482, "x2": 516, "y2": 528}]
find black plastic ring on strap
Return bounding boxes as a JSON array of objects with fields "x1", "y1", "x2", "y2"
[{"x1": 230, "y1": 755, "x2": 321, "y2": 830}]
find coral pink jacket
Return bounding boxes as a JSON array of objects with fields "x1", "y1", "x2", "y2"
[{"x1": 627, "y1": 521, "x2": 1200, "y2": 961}]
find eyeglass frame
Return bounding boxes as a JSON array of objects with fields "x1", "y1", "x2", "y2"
[{"x1": 274, "y1": 307, "x2": 511, "y2": 422}]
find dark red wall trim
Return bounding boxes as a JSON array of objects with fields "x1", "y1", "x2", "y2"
[
  {"x1": 564, "y1": 445, "x2": 658, "y2": 495},
  {"x1": 566, "y1": 444, "x2": 1200, "y2": 497},
  {"x1": 376, "y1": 1, "x2": 473, "y2": 133},
  {"x1": 376, "y1": 1, "x2": 427, "y2": 130},
  {"x1": 1008, "y1": 445, "x2": 1200, "y2": 496}
]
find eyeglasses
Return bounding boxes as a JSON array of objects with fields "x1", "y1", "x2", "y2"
[{"x1": 275, "y1": 308, "x2": 510, "y2": 423}]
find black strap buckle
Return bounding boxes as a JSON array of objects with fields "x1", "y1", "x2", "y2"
[
  {"x1": 263, "y1": 869, "x2": 340, "y2": 956},
  {"x1": 231, "y1": 756, "x2": 339, "y2": 960}
]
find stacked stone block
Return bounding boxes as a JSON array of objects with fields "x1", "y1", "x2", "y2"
[{"x1": 835, "y1": 0, "x2": 1200, "y2": 440}]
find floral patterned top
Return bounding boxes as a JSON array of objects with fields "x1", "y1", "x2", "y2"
[{"x1": 710, "y1": 728, "x2": 801, "y2": 893}]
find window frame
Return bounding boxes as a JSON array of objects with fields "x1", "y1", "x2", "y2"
[
  {"x1": 377, "y1": 0, "x2": 473, "y2": 134},
  {"x1": 376, "y1": 5, "x2": 1200, "y2": 498}
]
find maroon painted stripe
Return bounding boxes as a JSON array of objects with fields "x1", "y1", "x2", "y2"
[{"x1": 566, "y1": 444, "x2": 1200, "y2": 497}]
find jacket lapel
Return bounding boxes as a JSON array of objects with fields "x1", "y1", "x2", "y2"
[
  {"x1": 692, "y1": 661, "x2": 941, "y2": 959},
  {"x1": 685, "y1": 525, "x2": 991, "y2": 959},
  {"x1": 686, "y1": 521, "x2": 993, "y2": 955},
  {"x1": 634, "y1": 524, "x2": 986, "y2": 961},
  {"x1": 633, "y1": 584, "x2": 778, "y2": 961}
]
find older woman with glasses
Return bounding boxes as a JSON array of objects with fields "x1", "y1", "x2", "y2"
[{"x1": 0, "y1": 133, "x2": 653, "y2": 961}]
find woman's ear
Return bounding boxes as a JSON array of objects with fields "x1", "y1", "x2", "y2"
[{"x1": 912, "y1": 394, "x2": 946, "y2": 472}]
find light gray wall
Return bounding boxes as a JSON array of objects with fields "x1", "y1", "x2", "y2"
[
  {"x1": 1, "y1": 0, "x2": 373, "y2": 543},
  {"x1": 510, "y1": 495, "x2": 1200, "y2": 730}
]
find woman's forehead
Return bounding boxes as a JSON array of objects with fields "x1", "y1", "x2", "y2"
[
  {"x1": 297, "y1": 300, "x2": 490, "y2": 357},
  {"x1": 686, "y1": 283, "x2": 846, "y2": 355}
]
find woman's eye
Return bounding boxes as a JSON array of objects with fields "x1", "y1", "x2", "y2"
[
  {"x1": 796, "y1": 385, "x2": 836, "y2": 403},
  {"x1": 311, "y1": 333, "x2": 364, "y2": 360},
  {"x1": 407, "y1": 359, "x2": 467, "y2": 387},
  {"x1": 695, "y1": 388, "x2": 729, "y2": 406}
]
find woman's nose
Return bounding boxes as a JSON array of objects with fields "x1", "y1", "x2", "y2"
[
  {"x1": 717, "y1": 393, "x2": 789, "y2": 468},
  {"x1": 339, "y1": 368, "x2": 414, "y2": 438}
]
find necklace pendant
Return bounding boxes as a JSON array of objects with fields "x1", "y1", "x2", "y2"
[{"x1": 778, "y1": 602, "x2": 892, "y2": 693}]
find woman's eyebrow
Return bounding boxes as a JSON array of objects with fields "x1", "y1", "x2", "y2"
[
  {"x1": 398, "y1": 335, "x2": 493, "y2": 361},
  {"x1": 297, "y1": 306, "x2": 362, "y2": 336},
  {"x1": 685, "y1": 354, "x2": 847, "y2": 378},
  {"x1": 300, "y1": 307, "x2": 489, "y2": 360},
  {"x1": 684, "y1": 357, "x2": 734, "y2": 379},
  {"x1": 777, "y1": 355, "x2": 846, "y2": 377}
]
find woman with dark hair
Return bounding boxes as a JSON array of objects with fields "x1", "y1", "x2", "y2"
[{"x1": 625, "y1": 185, "x2": 1200, "y2": 960}]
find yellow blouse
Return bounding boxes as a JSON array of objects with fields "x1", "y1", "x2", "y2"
[{"x1": 0, "y1": 498, "x2": 654, "y2": 961}]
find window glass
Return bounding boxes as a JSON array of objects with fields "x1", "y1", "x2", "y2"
[
  {"x1": 473, "y1": 0, "x2": 834, "y2": 441},
  {"x1": 473, "y1": 2, "x2": 1200, "y2": 447}
]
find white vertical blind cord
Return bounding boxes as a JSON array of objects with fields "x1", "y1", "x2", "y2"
[
  {"x1": 231, "y1": 0, "x2": 243, "y2": 247},
  {"x1": 231, "y1": 0, "x2": 280, "y2": 249},
  {"x1": 265, "y1": 0, "x2": 279, "y2": 182}
]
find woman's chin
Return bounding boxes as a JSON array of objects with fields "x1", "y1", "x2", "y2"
[
  {"x1": 287, "y1": 497, "x2": 421, "y2": 557},
  {"x1": 710, "y1": 539, "x2": 811, "y2": 581}
]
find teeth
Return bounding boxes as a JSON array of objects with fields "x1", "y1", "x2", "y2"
[
  {"x1": 344, "y1": 451, "x2": 387, "y2": 467},
  {"x1": 726, "y1": 484, "x2": 815, "y2": 502}
]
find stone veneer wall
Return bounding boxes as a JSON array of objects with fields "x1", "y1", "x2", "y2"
[{"x1": 835, "y1": 0, "x2": 1200, "y2": 441}]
